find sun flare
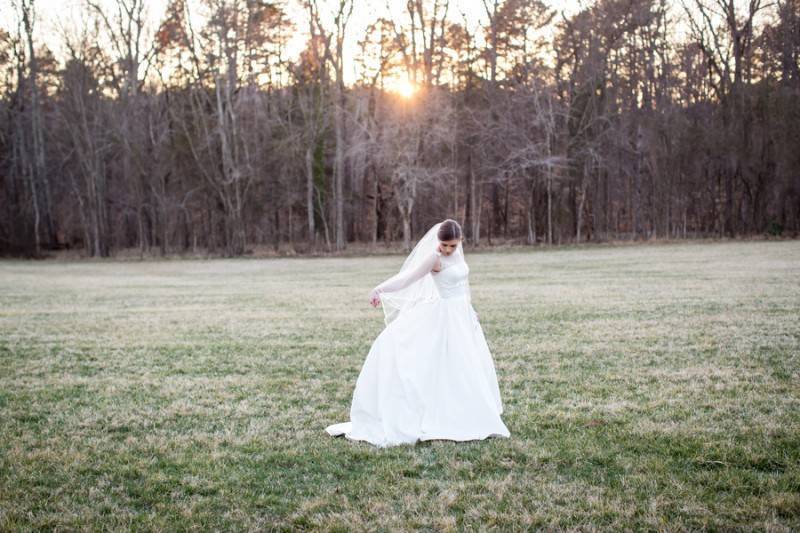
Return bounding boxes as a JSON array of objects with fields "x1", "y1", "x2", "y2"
[{"x1": 396, "y1": 79, "x2": 416, "y2": 99}]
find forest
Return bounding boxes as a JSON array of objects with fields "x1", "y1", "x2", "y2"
[{"x1": 1, "y1": 0, "x2": 798, "y2": 257}]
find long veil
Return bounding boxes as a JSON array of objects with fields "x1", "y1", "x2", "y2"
[{"x1": 379, "y1": 222, "x2": 465, "y2": 326}]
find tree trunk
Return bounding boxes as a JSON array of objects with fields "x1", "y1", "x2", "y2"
[
  {"x1": 547, "y1": 168, "x2": 553, "y2": 245},
  {"x1": 401, "y1": 209, "x2": 412, "y2": 251},
  {"x1": 526, "y1": 179, "x2": 536, "y2": 245},
  {"x1": 306, "y1": 146, "x2": 316, "y2": 242},
  {"x1": 334, "y1": 90, "x2": 346, "y2": 250}
]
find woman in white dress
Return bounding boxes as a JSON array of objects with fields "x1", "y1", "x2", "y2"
[{"x1": 325, "y1": 219, "x2": 510, "y2": 447}]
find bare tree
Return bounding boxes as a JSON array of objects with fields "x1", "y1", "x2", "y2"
[
  {"x1": 7, "y1": 0, "x2": 56, "y2": 255},
  {"x1": 681, "y1": 0, "x2": 769, "y2": 236},
  {"x1": 378, "y1": 88, "x2": 455, "y2": 250},
  {"x1": 55, "y1": 16, "x2": 113, "y2": 257},
  {"x1": 307, "y1": 0, "x2": 353, "y2": 251}
]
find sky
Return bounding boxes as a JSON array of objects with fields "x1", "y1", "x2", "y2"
[{"x1": 0, "y1": 0, "x2": 586, "y2": 89}]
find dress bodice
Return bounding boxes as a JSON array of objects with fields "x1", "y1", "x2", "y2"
[{"x1": 432, "y1": 253, "x2": 470, "y2": 299}]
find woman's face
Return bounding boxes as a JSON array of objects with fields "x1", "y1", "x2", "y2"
[{"x1": 438, "y1": 238, "x2": 461, "y2": 256}]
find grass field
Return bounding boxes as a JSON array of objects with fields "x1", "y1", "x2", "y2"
[{"x1": 1, "y1": 240, "x2": 799, "y2": 530}]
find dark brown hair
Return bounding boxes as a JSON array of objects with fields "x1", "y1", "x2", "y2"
[{"x1": 437, "y1": 219, "x2": 462, "y2": 241}]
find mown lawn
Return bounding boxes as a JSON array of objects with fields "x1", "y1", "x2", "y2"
[{"x1": 1, "y1": 240, "x2": 798, "y2": 530}]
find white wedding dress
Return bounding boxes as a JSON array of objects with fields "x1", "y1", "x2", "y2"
[{"x1": 325, "y1": 248, "x2": 510, "y2": 448}]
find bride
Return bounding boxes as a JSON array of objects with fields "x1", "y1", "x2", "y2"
[{"x1": 325, "y1": 219, "x2": 510, "y2": 447}]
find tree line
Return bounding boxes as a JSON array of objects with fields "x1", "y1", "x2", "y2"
[{"x1": 1, "y1": 0, "x2": 798, "y2": 258}]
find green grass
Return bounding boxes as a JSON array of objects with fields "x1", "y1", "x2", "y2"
[{"x1": 1, "y1": 241, "x2": 798, "y2": 530}]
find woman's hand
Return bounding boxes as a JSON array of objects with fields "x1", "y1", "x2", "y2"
[{"x1": 368, "y1": 288, "x2": 381, "y2": 308}]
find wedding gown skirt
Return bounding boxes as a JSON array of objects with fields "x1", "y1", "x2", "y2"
[{"x1": 325, "y1": 261, "x2": 510, "y2": 447}]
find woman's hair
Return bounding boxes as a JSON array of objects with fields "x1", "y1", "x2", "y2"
[{"x1": 437, "y1": 219, "x2": 462, "y2": 241}]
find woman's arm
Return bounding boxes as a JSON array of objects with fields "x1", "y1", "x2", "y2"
[
  {"x1": 466, "y1": 279, "x2": 479, "y2": 322},
  {"x1": 368, "y1": 252, "x2": 438, "y2": 306}
]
